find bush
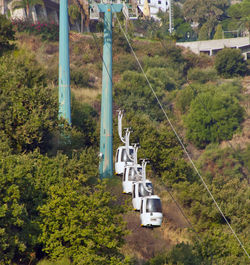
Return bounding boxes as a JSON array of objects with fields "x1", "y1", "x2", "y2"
[
  {"x1": 176, "y1": 85, "x2": 195, "y2": 113},
  {"x1": 0, "y1": 14, "x2": 15, "y2": 55},
  {"x1": 0, "y1": 51, "x2": 58, "y2": 153},
  {"x1": 114, "y1": 54, "x2": 139, "y2": 74},
  {"x1": 114, "y1": 71, "x2": 166, "y2": 121},
  {"x1": 12, "y1": 20, "x2": 59, "y2": 41},
  {"x1": 70, "y1": 68, "x2": 90, "y2": 88},
  {"x1": 187, "y1": 67, "x2": 217, "y2": 83},
  {"x1": 147, "y1": 67, "x2": 180, "y2": 91},
  {"x1": 185, "y1": 91, "x2": 244, "y2": 148},
  {"x1": 215, "y1": 48, "x2": 248, "y2": 78},
  {"x1": 39, "y1": 165, "x2": 127, "y2": 264}
]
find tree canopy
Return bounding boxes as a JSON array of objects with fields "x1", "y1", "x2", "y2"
[
  {"x1": 0, "y1": 51, "x2": 58, "y2": 153},
  {"x1": 215, "y1": 48, "x2": 248, "y2": 78}
]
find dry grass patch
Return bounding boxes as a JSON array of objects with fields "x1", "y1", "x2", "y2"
[{"x1": 72, "y1": 87, "x2": 101, "y2": 104}]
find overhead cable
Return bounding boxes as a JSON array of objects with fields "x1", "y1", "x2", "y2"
[{"x1": 113, "y1": 10, "x2": 250, "y2": 260}]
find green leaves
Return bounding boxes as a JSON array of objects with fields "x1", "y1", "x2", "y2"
[
  {"x1": 39, "y1": 179, "x2": 127, "y2": 264},
  {"x1": 0, "y1": 149, "x2": 129, "y2": 264},
  {"x1": 0, "y1": 15, "x2": 15, "y2": 56},
  {"x1": 0, "y1": 51, "x2": 58, "y2": 153},
  {"x1": 184, "y1": 85, "x2": 244, "y2": 148},
  {"x1": 215, "y1": 48, "x2": 248, "y2": 78}
]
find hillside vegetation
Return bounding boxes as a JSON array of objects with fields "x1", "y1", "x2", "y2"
[{"x1": 0, "y1": 13, "x2": 249, "y2": 265}]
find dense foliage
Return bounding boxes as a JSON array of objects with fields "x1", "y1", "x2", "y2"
[
  {"x1": 40, "y1": 177, "x2": 127, "y2": 264},
  {"x1": 214, "y1": 48, "x2": 248, "y2": 78},
  {"x1": 0, "y1": 150, "x2": 128, "y2": 264},
  {"x1": 185, "y1": 90, "x2": 244, "y2": 148},
  {"x1": 0, "y1": 14, "x2": 15, "y2": 55},
  {"x1": 0, "y1": 51, "x2": 58, "y2": 153},
  {"x1": 1, "y1": 12, "x2": 249, "y2": 265}
]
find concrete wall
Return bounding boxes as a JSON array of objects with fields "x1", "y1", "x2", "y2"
[{"x1": 176, "y1": 37, "x2": 250, "y2": 59}]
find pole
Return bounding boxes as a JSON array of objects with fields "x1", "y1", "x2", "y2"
[
  {"x1": 59, "y1": 0, "x2": 71, "y2": 124},
  {"x1": 99, "y1": 5, "x2": 113, "y2": 179}
]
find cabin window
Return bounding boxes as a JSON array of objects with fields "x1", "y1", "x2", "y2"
[
  {"x1": 121, "y1": 148, "x2": 134, "y2": 162},
  {"x1": 123, "y1": 168, "x2": 126, "y2": 181},
  {"x1": 137, "y1": 167, "x2": 142, "y2": 175},
  {"x1": 138, "y1": 183, "x2": 153, "y2": 197},
  {"x1": 132, "y1": 184, "x2": 136, "y2": 198},
  {"x1": 140, "y1": 200, "x2": 143, "y2": 213},
  {"x1": 128, "y1": 167, "x2": 136, "y2": 181},
  {"x1": 146, "y1": 199, "x2": 162, "y2": 213},
  {"x1": 115, "y1": 149, "x2": 119, "y2": 162}
]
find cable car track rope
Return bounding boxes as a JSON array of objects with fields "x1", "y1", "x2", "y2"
[
  {"x1": 112, "y1": 8, "x2": 250, "y2": 260},
  {"x1": 88, "y1": 18, "x2": 203, "y2": 243}
]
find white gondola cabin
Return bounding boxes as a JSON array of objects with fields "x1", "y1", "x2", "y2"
[
  {"x1": 132, "y1": 180, "x2": 153, "y2": 210},
  {"x1": 122, "y1": 164, "x2": 142, "y2": 194},
  {"x1": 115, "y1": 146, "x2": 134, "y2": 175},
  {"x1": 140, "y1": 195, "x2": 163, "y2": 227}
]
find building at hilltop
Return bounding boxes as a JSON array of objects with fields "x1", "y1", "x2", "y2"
[
  {"x1": 0, "y1": 0, "x2": 59, "y2": 23},
  {"x1": 137, "y1": 0, "x2": 169, "y2": 20}
]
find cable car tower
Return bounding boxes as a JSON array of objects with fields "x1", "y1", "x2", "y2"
[
  {"x1": 59, "y1": 0, "x2": 71, "y2": 124},
  {"x1": 90, "y1": 0, "x2": 138, "y2": 179}
]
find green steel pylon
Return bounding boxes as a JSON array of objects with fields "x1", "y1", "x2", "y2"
[
  {"x1": 98, "y1": 3, "x2": 123, "y2": 179},
  {"x1": 59, "y1": 0, "x2": 71, "y2": 124}
]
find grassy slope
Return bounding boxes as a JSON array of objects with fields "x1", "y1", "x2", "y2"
[{"x1": 16, "y1": 32, "x2": 249, "y2": 263}]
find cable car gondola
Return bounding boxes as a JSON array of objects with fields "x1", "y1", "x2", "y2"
[
  {"x1": 140, "y1": 195, "x2": 163, "y2": 227},
  {"x1": 115, "y1": 146, "x2": 134, "y2": 175},
  {"x1": 132, "y1": 180, "x2": 153, "y2": 210},
  {"x1": 122, "y1": 164, "x2": 142, "y2": 194}
]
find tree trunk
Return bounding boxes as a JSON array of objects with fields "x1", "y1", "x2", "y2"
[
  {"x1": 26, "y1": 4, "x2": 30, "y2": 19},
  {"x1": 81, "y1": 13, "x2": 84, "y2": 33}
]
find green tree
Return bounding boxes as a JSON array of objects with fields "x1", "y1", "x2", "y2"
[
  {"x1": 183, "y1": 0, "x2": 229, "y2": 26},
  {"x1": 198, "y1": 22, "x2": 211, "y2": 40},
  {"x1": 227, "y1": 0, "x2": 250, "y2": 31},
  {"x1": 215, "y1": 48, "x2": 248, "y2": 78},
  {"x1": 0, "y1": 151, "x2": 48, "y2": 264},
  {"x1": 0, "y1": 149, "x2": 110, "y2": 264},
  {"x1": 213, "y1": 24, "x2": 223, "y2": 39},
  {"x1": 114, "y1": 71, "x2": 166, "y2": 121},
  {"x1": 185, "y1": 91, "x2": 244, "y2": 148},
  {"x1": 187, "y1": 67, "x2": 217, "y2": 84},
  {"x1": 173, "y1": 146, "x2": 250, "y2": 264},
  {"x1": 0, "y1": 15, "x2": 15, "y2": 56},
  {"x1": 39, "y1": 178, "x2": 128, "y2": 264},
  {"x1": 0, "y1": 51, "x2": 58, "y2": 153}
]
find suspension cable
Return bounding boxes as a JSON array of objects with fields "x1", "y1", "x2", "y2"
[
  {"x1": 88, "y1": 10, "x2": 203, "y2": 245},
  {"x1": 113, "y1": 10, "x2": 250, "y2": 260}
]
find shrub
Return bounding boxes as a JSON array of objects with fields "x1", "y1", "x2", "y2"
[
  {"x1": 176, "y1": 85, "x2": 195, "y2": 113},
  {"x1": 213, "y1": 24, "x2": 223, "y2": 39},
  {"x1": 215, "y1": 48, "x2": 248, "y2": 77},
  {"x1": 146, "y1": 67, "x2": 179, "y2": 91},
  {"x1": 114, "y1": 54, "x2": 139, "y2": 74},
  {"x1": 185, "y1": 91, "x2": 244, "y2": 148},
  {"x1": 198, "y1": 22, "x2": 210, "y2": 40},
  {"x1": 114, "y1": 71, "x2": 166, "y2": 121},
  {"x1": 39, "y1": 169, "x2": 127, "y2": 264},
  {"x1": 70, "y1": 68, "x2": 90, "y2": 87},
  {"x1": 12, "y1": 20, "x2": 59, "y2": 41},
  {"x1": 0, "y1": 14, "x2": 15, "y2": 55},
  {"x1": 0, "y1": 51, "x2": 58, "y2": 153},
  {"x1": 187, "y1": 67, "x2": 218, "y2": 83}
]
